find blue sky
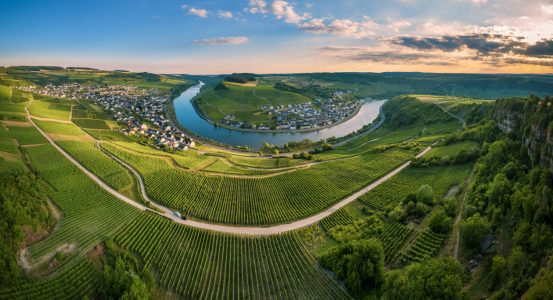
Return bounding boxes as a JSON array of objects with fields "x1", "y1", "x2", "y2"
[{"x1": 2, "y1": 0, "x2": 553, "y2": 74}]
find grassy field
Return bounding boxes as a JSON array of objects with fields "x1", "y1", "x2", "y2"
[{"x1": 0, "y1": 122, "x2": 48, "y2": 145}]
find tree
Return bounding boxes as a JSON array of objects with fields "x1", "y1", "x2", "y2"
[
  {"x1": 262, "y1": 142, "x2": 269, "y2": 149},
  {"x1": 459, "y1": 213, "x2": 490, "y2": 256},
  {"x1": 454, "y1": 148, "x2": 468, "y2": 164},
  {"x1": 490, "y1": 256, "x2": 507, "y2": 290},
  {"x1": 444, "y1": 197, "x2": 457, "y2": 218},
  {"x1": 389, "y1": 206, "x2": 407, "y2": 222},
  {"x1": 259, "y1": 151, "x2": 263, "y2": 156},
  {"x1": 429, "y1": 210, "x2": 453, "y2": 233},
  {"x1": 318, "y1": 238, "x2": 385, "y2": 294},
  {"x1": 274, "y1": 149, "x2": 279, "y2": 156},
  {"x1": 382, "y1": 258, "x2": 465, "y2": 300},
  {"x1": 417, "y1": 184, "x2": 433, "y2": 205}
]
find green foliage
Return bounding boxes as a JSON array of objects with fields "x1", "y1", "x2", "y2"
[
  {"x1": 397, "y1": 230, "x2": 445, "y2": 263},
  {"x1": 213, "y1": 82, "x2": 229, "y2": 90},
  {"x1": 417, "y1": 184, "x2": 433, "y2": 205},
  {"x1": 358, "y1": 163, "x2": 472, "y2": 210},
  {"x1": 55, "y1": 251, "x2": 63, "y2": 261},
  {"x1": 490, "y1": 256, "x2": 507, "y2": 290},
  {"x1": 0, "y1": 171, "x2": 54, "y2": 287},
  {"x1": 382, "y1": 258, "x2": 465, "y2": 300},
  {"x1": 429, "y1": 210, "x2": 454, "y2": 233},
  {"x1": 0, "y1": 259, "x2": 99, "y2": 299},
  {"x1": 382, "y1": 95, "x2": 453, "y2": 128},
  {"x1": 225, "y1": 74, "x2": 256, "y2": 83},
  {"x1": 459, "y1": 213, "x2": 490, "y2": 256},
  {"x1": 72, "y1": 118, "x2": 110, "y2": 129},
  {"x1": 318, "y1": 238, "x2": 385, "y2": 294}
]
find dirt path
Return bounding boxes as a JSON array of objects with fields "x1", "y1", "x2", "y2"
[
  {"x1": 454, "y1": 165, "x2": 476, "y2": 260},
  {"x1": 252, "y1": 83, "x2": 272, "y2": 106},
  {"x1": 28, "y1": 115, "x2": 73, "y2": 123}
]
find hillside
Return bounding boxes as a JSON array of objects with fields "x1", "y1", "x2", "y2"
[{"x1": 0, "y1": 76, "x2": 552, "y2": 300}]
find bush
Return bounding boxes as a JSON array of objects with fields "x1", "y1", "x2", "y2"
[
  {"x1": 429, "y1": 210, "x2": 453, "y2": 233},
  {"x1": 55, "y1": 251, "x2": 63, "y2": 261},
  {"x1": 490, "y1": 256, "x2": 507, "y2": 290},
  {"x1": 417, "y1": 184, "x2": 433, "y2": 205}
]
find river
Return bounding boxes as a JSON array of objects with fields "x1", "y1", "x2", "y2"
[{"x1": 173, "y1": 82, "x2": 386, "y2": 148}]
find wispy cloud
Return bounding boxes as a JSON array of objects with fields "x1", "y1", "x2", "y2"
[
  {"x1": 306, "y1": 3, "x2": 313, "y2": 8},
  {"x1": 192, "y1": 37, "x2": 249, "y2": 45},
  {"x1": 218, "y1": 10, "x2": 233, "y2": 18},
  {"x1": 189, "y1": 8, "x2": 209, "y2": 18},
  {"x1": 299, "y1": 18, "x2": 379, "y2": 38},
  {"x1": 248, "y1": 0, "x2": 308, "y2": 24}
]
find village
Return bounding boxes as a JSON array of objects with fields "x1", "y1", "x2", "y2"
[
  {"x1": 18, "y1": 83, "x2": 196, "y2": 151},
  {"x1": 218, "y1": 88, "x2": 371, "y2": 131}
]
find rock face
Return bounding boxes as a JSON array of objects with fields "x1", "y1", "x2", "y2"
[
  {"x1": 480, "y1": 234, "x2": 496, "y2": 255},
  {"x1": 494, "y1": 108, "x2": 553, "y2": 171}
]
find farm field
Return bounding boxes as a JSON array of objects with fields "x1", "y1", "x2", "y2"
[
  {"x1": 104, "y1": 142, "x2": 414, "y2": 226},
  {"x1": 396, "y1": 230, "x2": 445, "y2": 263},
  {"x1": 114, "y1": 213, "x2": 350, "y2": 299},
  {"x1": 25, "y1": 144, "x2": 139, "y2": 269},
  {"x1": 358, "y1": 162, "x2": 473, "y2": 210},
  {"x1": 320, "y1": 207, "x2": 355, "y2": 231},
  {"x1": 57, "y1": 141, "x2": 133, "y2": 191},
  {"x1": 28, "y1": 100, "x2": 72, "y2": 121},
  {"x1": 34, "y1": 119, "x2": 86, "y2": 136},
  {"x1": 228, "y1": 155, "x2": 309, "y2": 168},
  {"x1": 0, "y1": 122, "x2": 48, "y2": 145},
  {"x1": 200, "y1": 158, "x2": 293, "y2": 175}
]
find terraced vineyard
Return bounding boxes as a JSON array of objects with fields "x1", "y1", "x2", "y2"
[
  {"x1": 57, "y1": 141, "x2": 133, "y2": 191},
  {"x1": 320, "y1": 208, "x2": 355, "y2": 230},
  {"x1": 0, "y1": 259, "x2": 99, "y2": 300},
  {"x1": 315, "y1": 125, "x2": 424, "y2": 160},
  {"x1": 34, "y1": 119, "x2": 86, "y2": 136},
  {"x1": 377, "y1": 222, "x2": 413, "y2": 262},
  {"x1": 425, "y1": 141, "x2": 475, "y2": 157},
  {"x1": 104, "y1": 142, "x2": 413, "y2": 225},
  {"x1": 228, "y1": 156, "x2": 309, "y2": 169},
  {"x1": 0, "y1": 123, "x2": 48, "y2": 145},
  {"x1": 72, "y1": 118, "x2": 110, "y2": 129},
  {"x1": 25, "y1": 144, "x2": 138, "y2": 268},
  {"x1": 28, "y1": 100, "x2": 71, "y2": 121},
  {"x1": 358, "y1": 162, "x2": 473, "y2": 210},
  {"x1": 397, "y1": 230, "x2": 445, "y2": 263},
  {"x1": 200, "y1": 158, "x2": 293, "y2": 175},
  {"x1": 115, "y1": 213, "x2": 350, "y2": 299}
]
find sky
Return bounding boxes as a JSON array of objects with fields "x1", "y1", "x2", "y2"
[{"x1": 2, "y1": 0, "x2": 553, "y2": 74}]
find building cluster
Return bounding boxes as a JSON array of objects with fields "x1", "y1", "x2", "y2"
[
  {"x1": 27, "y1": 83, "x2": 196, "y2": 151},
  {"x1": 219, "y1": 89, "x2": 370, "y2": 131},
  {"x1": 120, "y1": 118, "x2": 195, "y2": 151}
]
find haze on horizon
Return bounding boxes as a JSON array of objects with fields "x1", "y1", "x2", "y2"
[{"x1": 2, "y1": 0, "x2": 553, "y2": 75}]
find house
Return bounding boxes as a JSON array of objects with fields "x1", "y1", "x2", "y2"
[{"x1": 178, "y1": 145, "x2": 189, "y2": 151}]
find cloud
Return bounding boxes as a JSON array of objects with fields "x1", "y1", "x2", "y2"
[
  {"x1": 315, "y1": 46, "x2": 461, "y2": 65},
  {"x1": 306, "y1": 2, "x2": 313, "y2": 8},
  {"x1": 181, "y1": 5, "x2": 187, "y2": 9},
  {"x1": 248, "y1": 0, "x2": 267, "y2": 13},
  {"x1": 218, "y1": 10, "x2": 232, "y2": 18},
  {"x1": 248, "y1": 0, "x2": 307, "y2": 24},
  {"x1": 542, "y1": 5, "x2": 553, "y2": 15},
  {"x1": 299, "y1": 18, "x2": 379, "y2": 38},
  {"x1": 387, "y1": 21, "x2": 412, "y2": 33},
  {"x1": 192, "y1": 37, "x2": 249, "y2": 45},
  {"x1": 189, "y1": 8, "x2": 209, "y2": 18}
]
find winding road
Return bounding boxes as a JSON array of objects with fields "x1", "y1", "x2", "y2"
[
  {"x1": 26, "y1": 97, "x2": 434, "y2": 235},
  {"x1": 333, "y1": 105, "x2": 386, "y2": 147},
  {"x1": 437, "y1": 103, "x2": 466, "y2": 127}
]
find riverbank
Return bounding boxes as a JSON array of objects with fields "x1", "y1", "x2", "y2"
[
  {"x1": 168, "y1": 83, "x2": 385, "y2": 149},
  {"x1": 204, "y1": 100, "x2": 376, "y2": 134}
]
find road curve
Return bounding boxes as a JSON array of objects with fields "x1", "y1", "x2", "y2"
[
  {"x1": 333, "y1": 104, "x2": 386, "y2": 147},
  {"x1": 26, "y1": 98, "x2": 432, "y2": 235},
  {"x1": 437, "y1": 103, "x2": 466, "y2": 127}
]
